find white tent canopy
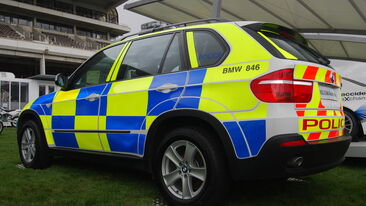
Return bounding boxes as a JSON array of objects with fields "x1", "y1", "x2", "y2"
[{"x1": 125, "y1": 0, "x2": 366, "y2": 61}]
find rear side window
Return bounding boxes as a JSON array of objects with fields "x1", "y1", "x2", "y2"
[
  {"x1": 191, "y1": 31, "x2": 226, "y2": 67},
  {"x1": 118, "y1": 34, "x2": 173, "y2": 80},
  {"x1": 161, "y1": 34, "x2": 183, "y2": 74}
]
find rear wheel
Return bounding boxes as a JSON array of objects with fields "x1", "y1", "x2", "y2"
[
  {"x1": 344, "y1": 109, "x2": 362, "y2": 142},
  {"x1": 18, "y1": 120, "x2": 51, "y2": 169},
  {"x1": 153, "y1": 126, "x2": 230, "y2": 206}
]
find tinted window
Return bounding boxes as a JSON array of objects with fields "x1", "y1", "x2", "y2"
[
  {"x1": 69, "y1": 44, "x2": 123, "y2": 89},
  {"x1": 161, "y1": 34, "x2": 182, "y2": 74},
  {"x1": 263, "y1": 32, "x2": 329, "y2": 66},
  {"x1": 118, "y1": 34, "x2": 173, "y2": 80},
  {"x1": 194, "y1": 31, "x2": 225, "y2": 67}
]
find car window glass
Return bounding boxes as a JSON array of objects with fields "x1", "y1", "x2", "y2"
[
  {"x1": 118, "y1": 34, "x2": 173, "y2": 80},
  {"x1": 161, "y1": 34, "x2": 182, "y2": 74},
  {"x1": 69, "y1": 44, "x2": 123, "y2": 89},
  {"x1": 193, "y1": 31, "x2": 225, "y2": 67}
]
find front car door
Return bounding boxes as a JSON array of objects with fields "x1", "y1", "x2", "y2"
[{"x1": 51, "y1": 43, "x2": 125, "y2": 151}]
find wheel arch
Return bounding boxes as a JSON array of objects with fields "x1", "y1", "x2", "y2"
[
  {"x1": 144, "y1": 109, "x2": 237, "y2": 173},
  {"x1": 17, "y1": 109, "x2": 44, "y2": 137}
]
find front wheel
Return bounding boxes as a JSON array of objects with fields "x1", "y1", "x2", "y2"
[
  {"x1": 18, "y1": 120, "x2": 51, "y2": 169},
  {"x1": 153, "y1": 126, "x2": 230, "y2": 206}
]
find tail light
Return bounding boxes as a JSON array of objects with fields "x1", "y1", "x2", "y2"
[{"x1": 250, "y1": 69, "x2": 313, "y2": 103}]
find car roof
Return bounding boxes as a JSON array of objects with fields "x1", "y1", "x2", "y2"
[{"x1": 100, "y1": 20, "x2": 265, "y2": 50}]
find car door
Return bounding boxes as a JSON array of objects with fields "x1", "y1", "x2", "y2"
[
  {"x1": 100, "y1": 32, "x2": 188, "y2": 156},
  {"x1": 51, "y1": 43, "x2": 125, "y2": 150}
]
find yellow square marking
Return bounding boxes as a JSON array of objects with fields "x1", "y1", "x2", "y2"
[
  {"x1": 146, "y1": 116, "x2": 157, "y2": 130},
  {"x1": 40, "y1": 115, "x2": 52, "y2": 129},
  {"x1": 52, "y1": 100, "x2": 76, "y2": 116},
  {"x1": 200, "y1": 81, "x2": 258, "y2": 111},
  {"x1": 75, "y1": 133, "x2": 103, "y2": 150},
  {"x1": 53, "y1": 89, "x2": 79, "y2": 102},
  {"x1": 44, "y1": 129, "x2": 54, "y2": 145},
  {"x1": 107, "y1": 91, "x2": 148, "y2": 116},
  {"x1": 75, "y1": 116, "x2": 98, "y2": 130},
  {"x1": 99, "y1": 116, "x2": 107, "y2": 130},
  {"x1": 99, "y1": 133, "x2": 111, "y2": 151},
  {"x1": 109, "y1": 76, "x2": 153, "y2": 94}
]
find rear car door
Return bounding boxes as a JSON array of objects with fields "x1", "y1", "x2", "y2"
[
  {"x1": 51, "y1": 44, "x2": 124, "y2": 150},
  {"x1": 101, "y1": 32, "x2": 187, "y2": 156}
]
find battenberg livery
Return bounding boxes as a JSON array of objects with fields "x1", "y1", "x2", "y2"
[{"x1": 17, "y1": 20, "x2": 351, "y2": 206}]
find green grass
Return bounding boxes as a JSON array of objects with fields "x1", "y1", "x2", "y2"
[{"x1": 0, "y1": 128, "x2": 365, "y2": 206}]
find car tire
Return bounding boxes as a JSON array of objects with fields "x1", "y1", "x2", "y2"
[
  {"x1": 17, "y1": 120, "x2": 52, "y2": 169},
  {"x1": 344, "y1": 109, "x2": 362, "y2": 142},
  {"x1": 153, "y1": 126, "x2": 230, "y2": 206}
]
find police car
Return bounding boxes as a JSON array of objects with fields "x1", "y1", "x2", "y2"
[{"x1": 17, "y1": 20, "x2": 351, "y2": 206}]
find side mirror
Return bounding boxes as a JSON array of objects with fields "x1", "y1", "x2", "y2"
[{"x1": 55, "y1": 73, "x2": 68, "y2": 90}]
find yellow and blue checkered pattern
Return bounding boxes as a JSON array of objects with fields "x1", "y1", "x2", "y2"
[{"x1": 23, "y1": 23, "x2": 275, "y2": 159}]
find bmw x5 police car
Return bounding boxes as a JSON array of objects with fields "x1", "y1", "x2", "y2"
[{"x1": 17, "y1": 20, "x2": 351, "y2": 206}]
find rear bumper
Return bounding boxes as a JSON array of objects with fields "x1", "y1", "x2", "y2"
[{"x1": 230, "y1": 134, "x2": 351, "y2": 180}]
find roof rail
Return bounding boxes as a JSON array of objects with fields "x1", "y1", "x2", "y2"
[{"x1": 117, "y1": 18, "x2": 228, "y2": 42}]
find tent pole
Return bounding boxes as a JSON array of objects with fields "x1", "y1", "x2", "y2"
[{"x1": 212, "y1": 0, "x2": 223, "y2": 18}]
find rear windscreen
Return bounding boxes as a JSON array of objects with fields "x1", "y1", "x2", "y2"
[{"x1": 243, "y1": 23, "x2": 330, "y2": 66}]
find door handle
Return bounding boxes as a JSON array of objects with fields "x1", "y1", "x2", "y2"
[
  {"x1": 85, "y1": 93, "x2": 100, "y2": 102},
  {"x1": 156, "y1": 83, "x2": 179, "y2": 93}
]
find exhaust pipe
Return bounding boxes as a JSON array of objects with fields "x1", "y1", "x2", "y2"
[{"x1": 287, "y1": 156, "x2": 304, "y2": 168}]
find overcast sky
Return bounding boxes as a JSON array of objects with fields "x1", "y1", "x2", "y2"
[{"x1": 117, "y1": 1, "x2": 154, "y2": 34}]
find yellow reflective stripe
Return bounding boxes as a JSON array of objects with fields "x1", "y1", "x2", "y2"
[
  {"x1": 294, "y1": 65, "x2": 307, "y2": 80},
  {"x1": 306, "y1": 82, "x2": 321, "y2": 108},
  {"x1": 258, "y1": 32, "x2": 298, "y2": 60},
  {"x1": 106, "y1": 44, "x2": 127, "y2": 82},
  {"x1": 260, "y1": 29, "x2": 279, "y2": 35},
  {"x1": 186, "y1": 32, "x2": 199, "y2": 68},
  {"x1": 99, "y1": 116, "x2": 106, "y2": 130},
  {"x1": 110, "y1": 41, "x2": 131, "y2": 81},
  {"x1": 315, "y1": 67, "x2": 327, "y2": 82}
]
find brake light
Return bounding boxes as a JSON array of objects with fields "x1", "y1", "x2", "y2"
[{"x1": 250, "y1": 69, "x2": 313, "y2": 103}]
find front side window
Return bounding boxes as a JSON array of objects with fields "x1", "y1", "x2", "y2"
[
  {"x1": 69, "y1": 44, "x2": 124, "y2": 89},
  {"x1": 118, "y1": 34, "x2": 173, "y2": 80},
  {"x1": 193, "y1": 31, "x2": 226, "y2": 67}
]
